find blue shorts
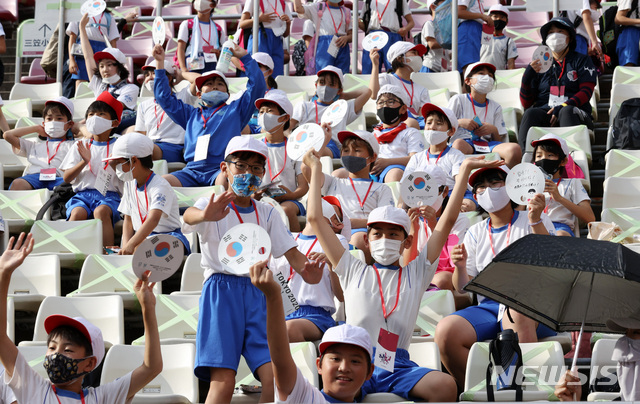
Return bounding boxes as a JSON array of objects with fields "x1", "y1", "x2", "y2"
[
  {"x1": 172, "y1": 162, "x2": 220, "y2": 187},
  {"x1": 361, "y1": 30, "x2": 402, "y2": 74},
  {"x1": 155, "y1": 141, "x2": 184, "y2": 163},
  {"x1": 351, "y1": 227, "x2": 367, "y2": 235},
  {"x1": 575, "y1": 34, "x2": 588, "y2": 56},
  {"x1": 195, "y1": 273, "x2": 271, "y2": 381},
  {"x1": 71, "y1": 40, "x2": 106, "y2": 81},
  {"x1": 419, "y1": 66, "x2": 434, "y2": 73},
  {"x1": 248, "y1": 28, "x2": 284, "y2": 77},
  {"x1": 553, "y1": 221, "x2": 575, "y2": 237},
  {"x1": 66, "y1": 189, "x2": 121, "y2": 225},
  {"x1": 458, "y1": 20, "x2": 482, "y2": 72},
  {"x1": 281, "y1": 199, "x2": 306, "y2": 217},
  {"x1": 362, "y1": 348, "x2": 435, "y2": 400},
  {"x1": 371, "y1": 164, "x2": 405, "y2": 183},
  {"x1": 150, "y1": 229, "x2": 191, "y2": 254},
  {"x1": 316, "y1": 34, "x2": 350, "y2": 74},
  {"x1": 408, "y1": 111, "x2": 425, "y2": 130},
  {"x1": 327, "y1": 138, "x2": 341, "y2": 158},
  {"x1": 286, "y1": 305, "x2": 336, "y2": 333},
  {"x1": 617, "y1": 26, "x2": 640, "y2": 66},
  {"x1": 453, "y1": 299, "x2": 557, "y2": 342},
  {"x1": 463, "y1": 138, "x2": 502, "y2": 153},
  {"x1": 13, "y1": 173, "x2": 64, "y2": 191}
]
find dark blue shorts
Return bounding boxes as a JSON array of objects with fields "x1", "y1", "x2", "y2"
[
  {"x1": 553, "y1": 221, "x2": 575, "y2": 237},
  {"x1": 363, "y1": 348, "x2": 435, "y2": 400}
]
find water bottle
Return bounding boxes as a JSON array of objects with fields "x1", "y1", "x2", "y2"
[{"x1": 217, "y1": 35, "x2": 235, "y2": 73}]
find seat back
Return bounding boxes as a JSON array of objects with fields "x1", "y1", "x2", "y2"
[
  {"x1": 132, "y1": 294, "x2": 199, "y2": 344},
  {"x1": 411, "y1": 72, "x2": 462, "y2": 95},
  {"x1": 8, "y1": 254, "x2": 60, "y2": 297},
  {"x1": 179, "y1": 253, "x2": 204, "y2": 293},
  {"x1": 31, "y1": 220, "x2": 103, "y2": 267},
  {"x1": 603, "y1": 177, "x2": 640, "y2": 210},
  {"x1": 0, "y1": 189, "x2": 51, "y2": 231},
  {"x1": 415, "y1": 290, "x2": 455, "y2": 336}
]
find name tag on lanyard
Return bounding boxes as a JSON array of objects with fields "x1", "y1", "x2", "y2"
[
  {"x1": 549, "y1": 85, "x2": 567, "y2": 107},
  {"x1": 375, "y1": 328, "x2": 399, "y2": 372}
]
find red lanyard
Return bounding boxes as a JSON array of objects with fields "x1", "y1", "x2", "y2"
[
  {"x1": 288, "y1": 234, "x2": 319, "y2": 280},
  {"x1": 469, "y1": 94, "x2": 488, "y2": 122},
  {"x1": 488, "y1": 213, "x2": 514, "y2": 257},
  {"x1": 92, "y1": 13, "x2": 104, "y2": 36},
  {"x1": 555, "y1": 58, "x2": 566, "y2": 83},
  {"x1": 87, "y1": 139, "x2": 110, "y2": 174},
  {"x1": 349, "y1": 178, "x2": 374, "y2": 210},
  {"x1": 52, "y1": 385, "x2": 85, "y2": 404},
  {"x1": 260, "y1": 0, "x2": 282, "y2": 17},
  {"x1": 199, "y1": 19, "x2": 213, "y2": 47},
  {"x1": 396, "y1": 75, "x2": 414, "y2": 107},
  {"x1": 265, "y1": 139, "x2": 287, "y2": 182},
  {"x1": 544, "y1": 179, "x2": 560, "y2": 214},
  {"x1": 327, "y1": 6, "x2": 344, "y2": 34},
  {"x1": 372, "y1": 264, "x2": 402, "y2": 320},
  {"x1": 314, "y1": 101, "x2": 320, "y2": 124},
  {"x1": 426, "y1": 148, "x2": 445, "y2": 165},
  {"x1": 46, "y1": 140, "x2": 64, "y2": 165},
  {"x1": 154, "y1": 101, "x2": 166, "y2": 131},
  {"x1": 231, "y1": 200, "x2": 260, "y2": 225},
  {"x1": 375, "y1": 0, "x2": 392, "y2": 24},
  {"x1": 200, "y1": 103, "x2": 225, "y2": 129},
  {"x1": 135, "y1": 173, "x2": 154, "y2": 224}
]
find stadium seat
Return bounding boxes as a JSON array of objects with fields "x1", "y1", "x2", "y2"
[
  {"x1": 7, "y1": 254, "x2": 60, "y2": 312},
  {"x1": 1, "y1": 99, "x2": 33, "y2": 129},
  {"x1": 587, "y1": 338, "x2": 621, "y2": 401},
  {"x1": 411, "y1": 71, "x2": 462, "y2": 96},
  {"x1": 601, "y1": 207, "x2": 640, "y2": 242},
  {"x1": 173, "y1": 186, "x2": 223, "y2": 210},
  {"x1": 17, "y1": 345, "x2": 49, "y2": 380},
  {"x1": 0, "y1": 139, "x2": 29, "y2": 179},
  {"x1": 428, "y1": 88, "x2": 451, "y2": 107},
  {"x1": 30, "y1": 219, "x2": 103, "y2": 268},
  {"x1": 118, "y1": 38, "x2": 155, "y2": 65},
  {"x1": 603, "y1": 177, "x2": 640, "y2": 211},
  {"x1": 413, "y1": 290, "x2": 456, "y2": 340},
  {"x1": 20, "y1": 295, "x2": 124, "y2": 348},
  {"x1": 132, "y1": 294, "x2": 199, "y2": 345},
  {"x1": 151, "y1": 2, "x2": 192, "y2": 17},
  {"x1": 504, "y1": 27, "x2": 542, "y2": 47},
  {"x1": 612, "y1": 65, "x2": 640, "y2": 86},
  {"x1": 14, "y1": 116, "x2": 43, "y2": 130},
  {"x1": 275, "y1": 75, "x2": 318, "y2": 97},
  {"x1": 486, "y1": 87, "x2": 524, "y2": 118},
  {"x1": 130, "y1": 21, "x2": 174, "y2": 41},
  {"x1": 101, "y1": 343, "x2": 198, "y2": 404},
  {"x1": 71, "y1": 98, "x2": 96, "y2": 120},
  {"x1": 0, "y1": 0, "x2": 18, "y2": 21},
  {"x1": 9, "y1": 82, "x2": 62, "y2": 114},
  {"x1": 227, "y1": 77, "x2": 249, "y2": 94},
  {"x1": 494, "y1": 68, "x2": 525, "y2": 89},
  {"x1": 507, "y1": 11, "x2": 548, "y2": 28},
  {"x1": 152, "y1": 159, "x2": 169, "y2": 176},
  {"x1": 20, "y1": 59, "x2": 53, "y2": 85},
  {"x1": 349, "y1": 249, "x2": 366, "y2": 262},
  {"x1": 514, "y1": 45, "x2": 537, "y2": 69},
  {"x1": 261, "y1": 196, "x2": 289, "y2": 229},
  {"x1": 121, "y1": 0, "x2": 157, "y2": 15},
  {"x1": 173, "y1": 252, "x2": 204, "y2": 295},
  {"x1": 0, "y1": 189, "x2": 51, "y2": 233},
  {"x1": 604, "y1": 149, "x2": 640, "y2": 178},
  {"x1": 609, "y1": 83, "x2": 640, "y2": 123},
  {"x1": 343, "y1": 74, "x2": 373, "y2": 94},
  {"x1": 385, "y1": 181, "x2": 400, "y2": 205},
  {"x1": 460, "y1": 341, "x2": 564, "y2": 401},
  {"x1": 74, "y1": 82, "x2": 95, "y2": 99}
]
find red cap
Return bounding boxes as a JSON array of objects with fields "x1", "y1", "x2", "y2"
[{"x1": 96, "y1": 91, "x2": 123, "y2": 121}]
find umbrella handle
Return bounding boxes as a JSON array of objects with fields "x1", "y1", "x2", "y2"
[{"x1": 570, "y1": 324, "x2": 585, "y2": 402}]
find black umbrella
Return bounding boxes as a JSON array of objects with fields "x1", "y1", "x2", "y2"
[{"x1": 464, "y1": 234, "x2": 640, "y2": 368}]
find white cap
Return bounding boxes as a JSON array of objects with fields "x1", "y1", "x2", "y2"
[
  {"x1": 489, "y1": 4, "x2": 510, "y2": 17},
  {"x1": 255, "y1": 89, "x2": 293, "y2": 117},
  {"x1": 531, "y1": 134, "x2": 569, "y2": 157},
  {"x1": 423, "y1": 165, "x2": 448, "y2": 188},
  {"x1": 378, "y1": 84, "x2": 411, "y2": 108},
  {"x1": 421, "y1": 103, "x2": 459, "y2": 131},
  {"x1": 319, "y1": 324, "x2": 373, "y2": 361},
  {"x1": 367, "y1": 205, "x2": 411, "y2": 235},
  {"x1": 103, "y1": 132, "x2": 154, "y2": 162},
  {"x1": 45, "y1": 315, "x2": 105, "y2": 366},
  {"x1": 386, "y1": 41, "x2": 427, "y2": 65},
  {"x1": 195, "y1": 70, "x2": 229, "y2": 91},
  {"x1": 141, "y1": 59, "x2": 176, "y2": 75},
  {"x1": 94, "y1": 48, "x2": 126, "y2": 65},
  {"x1": 337, "y1": 130, "x2": 379, "y2": 156},
  {"x1": 45, "y1": 96, "x2": 74, "y2": 118},
  {"x1": 317, "y1": 65, "x2": 344, "y2": 86},
  {"x1": 464, "y1": 61, "x2": 496, "y2": 79},
  {"x1": 224, "y1": 135, "x2": 268, "y2": 159},
  {"x1": 606, "y1": 315, "x2": 640, "y2": 333},
  {"x1": 252, "y1": 52, "x2": 274, "y2": 71}
]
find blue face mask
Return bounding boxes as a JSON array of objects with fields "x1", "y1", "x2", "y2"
[
  {"x1": 231, "y1": 173, "x2": 262, "y2": 197},
  {"x1": 200, "y1": 90, "x2": 229, "y2": 107}
]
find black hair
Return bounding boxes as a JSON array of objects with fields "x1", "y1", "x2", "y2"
[
  {"x1": 138, "y1": 155, "x2": 154, "y2": 169},
  {"x1": 532, "y1": 140, "x2": 566, "y2": 160},
  {"x1": 320, "y1": 346, "x2": 372, "y2": 374},
  {"x1": 317, "y1": 71, "x2": 343, "y2": 90},
  {"x1": 425, "y1": 110, "x2": 452, "y2": 130},
  {"x1": 47, "y1": 326, "x2": 93, "y2": 357},
  {"x1": 44, "y1": 103, "x2": 72, "y2": 122},
  {"x1": 225, "y1": 151, "x2": 267, "y2": 167},
  {"x1": 86, "y1": 100, "x2": 119, "y2": 135},
  {"x1": 144, "y1": 69, "x2": 175, "y2": 88},
  {"x1": 93, "y1": 60, "x2": 130, "y2": 82},
  {"x1": 267, "y1": 76, "x2": 278, "y2": 89},
  {"x1": 390, "y1": 56, "x2": 406, "y2": 74},
  {"x1": 366, "y1": 223, "x2": 408, "y2": 239},
  {"x1": 259, "y1": 101, "x2": 291, "y2": 131},
  {"x1": 471, "y1": 168, "x2": 518, "y2": 214}
]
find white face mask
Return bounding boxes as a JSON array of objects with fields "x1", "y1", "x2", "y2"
[
  {"x1": 194, "y1": 0, "x2": 212, "y2": 12},
  {"x1": 44, "y1": 121, "x2": 68, "y2": 138},
  {"x1": 258, "y1": 112, "x2": 286, "y2": 133},
  {"x1": 424, "y1": 129, "x2": 449, "y2": 146},
  {"x1": 405, "y1": 55, "x2": 423, "y2": 73},
  {"x1": 369, "y1": 238, "x2": 403, "y2": 266},
  {"x1": 145, "y1": 79, "x2": 155, "y2": 93},
  {"x1": 546, "y1": 32, "x2": 568, "y2": 53},
  {"x1": 115, "y1": 161, "x2": 134, "y2": 182},
  {"x1": 102, "y1": 74, "x2": 121, "y2": 85},
  {"x1": 86, "y1": 115, "x2": 114, "y2": 135},
  {"x1": 471, "y1": 74, "x2": 495, "y2": 94},
  {"x1": 476, "y1": 185, "x2": 510, "y2": 213}
]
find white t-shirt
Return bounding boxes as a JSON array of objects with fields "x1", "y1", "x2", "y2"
[
  {"x1": 292, "y1": 99, "x2": 361, "y2": 143},
  {"x1": 448, "y1": 94, "x2": 507, "y2": 142},
  {"x1": 421, "y1": 20, "x2": 450, "y2": 72},
  {"x1": 177, "y1": 18, "x2": 223, "y2": 58},
  {"x1": 135, "y1": 86, "x2": 197, "y2": 144},
  {"x1": 182, "y1": 198, "x2": 297, "y2": 280},
  {"x1": 66, "y1": 13, "x2": 120, "y2": 42},
  {"x1": 402, "y1": 146, "x2": 464, "y2": 189},
  {"x1": 16, "y1": 137, "x2": 74, "y2": 176},
  {"x1": 118, "y1": 173, "x2": 181, "y2": 233},
  {"x1": 300, "y1": 3, "x2": 350, "y2": 36},
  {"x1": 275, "y1": 367, "x2": 329, "y2": 404},
  {"x1": 566, "y1": 1, "x2": 601, "y2": 40},
  {"x1": 336, "y1": 245, "x2": 438, "y2": 351},
  {"x1": 60, "y1": 138, "x2": 123, "y2": 193},
  {"x1": 0, "y1": 363, "x2": 16, "y2": 404},
  {"x1": 379, "y1": 73, "x2": 430, "y2": 115},
  {"x1": 374, "y1": 125, "x2": 425, "y2": 159},
  {"x1": 262, "y1": 141, "x2": 303, "y2": 195},
  {"x1": 242, "y1": 0, "x2": 293, "y2": 31},
  {"x1": 322, "y1": 175, "x2": 395, "y2": 221},
  {"x1": 459, "y1": 0, "x2": 483, "y2": 24},
  {"x1": 270, "y1": 233, "x2": 349, "y2": 313},
  {"x1": 463, "y1": 210, "x2": 555, "y2": 302},
  {"x1": 480, "y1": 35, "x2": 518, "y2": 71},
  {"x1": 362, "y1": 0, "x2": 411, "y2": 33},
  {"x1": 619, "y1": 0, "x2": 640, "y2": 18},
  {"x1": 544, "y1": 178, "x2": 590, "y2": 231},
  {"x1": 89, "y1": 76, "x2": 139, "y2": 111},
  {"x1": 5, "y1": 351, "x2": 131, "y2": 404}
]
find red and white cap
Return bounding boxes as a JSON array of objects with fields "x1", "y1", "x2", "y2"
[
  {"x1": 96, "y1": 91, "x2": 123, "y2": 121},
  {"x1": 45, "y1": 96, "x2": 74, "y2": 118},
  {"x1": 489, "y1": 4, "x2": 510, "y2": 17},
  {"x1": 255, "y1": 89, "x2": 293, "y2": 117},
  {"x1": 322, "y1": 196, "x2": 351, "y2": 237},
  {"x1": 224, "y1": 135, "x2": 268, "y2": 159},
  {"x1": 378, "y1": 84, "x2": 411, "y2": 108},
  {"x1": 195, "y1": 70, "x2": 229, "y2": 91},
  {"x1": 367, "y1": 205, "x2": 411, "y2": 235},
  {"x1": 468, "y1": 165, "x2": 510, "y2": 187},
  {"x1": 103, "y1": 132, "x2": 155, "y2": 162},
  {"x1": 531, "y1": 134, "x2": 569, "y2": 157},
  {"x1": 94, "y1": 48, "x2": 126, "y2": 65},
  {"x1": 319, "y1": 324, "x2": 373, "y2": 361},
  {"x1": 252, "y1": 52, "x2": 274, "y2": 71},
  {"x1": 421, "y1": 103, "x2": 459, "y2": 131},
  {"x1": 141, "y1": 59, "x2": 176, "y2": 75},
  {"x1": 464, "y1": 62, "x2": 496, "y2": 79},
  {"x1": 45, "y1": 315, "x2": 105, "y2": 366},
  {"x1": 386, "y1": 41, "x2": 427, "y2": 64},
  {"x1": 317, "y1": 65, "x2": 344, "y2": 86},
  {"x1": 337, "y1": 130, "x2": 379, "y2": 156}
]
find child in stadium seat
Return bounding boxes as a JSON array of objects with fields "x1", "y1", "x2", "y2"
[
  {"x1": 479, "y1": 5, "x2": 518, "y2": 70},
  {"x1": 5, "y1": 97, "x2": 75, "y2": 191}
]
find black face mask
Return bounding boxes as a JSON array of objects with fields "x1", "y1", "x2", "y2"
[
  {"x1": 535, "y1": 159, "x2": 562, "y2": 177},
  {"x1": 493, "y1": 19, "x2": 507, "y2": 31},
  {"x1": 341, "y1": 155, "x2": 368, "y2": 173},
  {"x1": 377, "y1": 106, "x2": 402, "y2": 125}
]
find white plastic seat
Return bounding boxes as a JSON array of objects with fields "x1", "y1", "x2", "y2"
[
  {"x1": 604, "y1": 149, "x2": 640, "y2": 178},
  {"x1": 275, "y1": 75, "x2": 317, "y2": 96},
  {"x1": 349, "y1": 249, "x2": 366, "y2": 262},
  {"x1": 173, "y1": 186, "x2": 223, "y2": 210},
  {"x1": 9, "y1": 82, "x2": 62, "y2": 113},
  {"x1": 602, "y1": 176, "x2": 640, "y2": 211},
  {"x1": 494, "y1": 68, "x2": 525, "y2": 89},
  {"x1": 601, "y1": 207, "x2": 640, "y2": 242},
  {"x1": 20, "y1": 295, "x2": 124, "y2": 348},
  {"x1": 227, "y1": 77, "x2": 249, "y2": 94},
  {"x1": 460, "y1": 341, "x2": 564, "y2": 401},
  {"x1": 30, "y1": 219, "x2": 103, "y2": 268},
  {"x1": 342, "y1": 73, "x2": 373, "y2": 93},
  {"x1": 261, "y1": 196, "x2": 289, "y2": 229},
  {"x1": 427, "y1": 88, "x2": 451, "y2": 107},
  {"x1": 8, "y1": 254, "x2": 60, "y2": 312},
  {"x1": 73, "y1": 82, "x2": 94, "y2": 99},
  {"x1": 101, "y1": 343, "x2": 198, "y2": 404},
  {"x1": 587, "y1": 338, "x2": 621, "y2": 401},
  {"x1": 172, "y1": 252, "x2": 203, "y2": 295},
  {"x1": 407, "y1": 341, "x2": 441, "y2": 370},
  {"x1": 612, "y1": 65, "x2": 640, "y2": 86},
  {"x1": 0, "y1": 189, "x2": 51, "y2": 233},
  {"x1": 71, "y1": 97, "x2": 96, "y2": 120},
  {"x1": 1, "y1": 99, "x2": 33, "y2": 128},
  {"x1": 14, "y1": 116, "x2": 43, "y2": 130},
  {"x1": 486, "y1": 87, "x2": 524, "y2": 118},
  {"x1": 0, "y1": 139, "x2": 29, "y2": 179},
  {"x1": 413, "y1": 290, "x2": 455, "y2": 339},
  {"x1": 411, "y1": 72, "x2": 462, "y2": 95},
  {"x1": 385, "y1": 181, "x2": 400, "y2": 206},
  {"x1": 17, "y1": 345, "x2": 49, "y2": 380},
  {"x1": 132, "y1": 294, "x2": 199, "y2": 345},
  {"x1": 152, "y1": 159, "x2": 169, "y2": 176}
]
